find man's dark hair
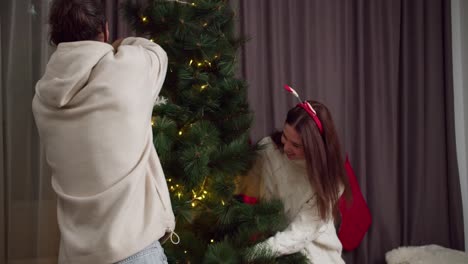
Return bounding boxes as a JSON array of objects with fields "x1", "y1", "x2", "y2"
[{"x1": 49, "y1": 0, "x2": 107, "y2": 46}]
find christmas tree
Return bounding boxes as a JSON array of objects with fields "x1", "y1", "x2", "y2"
[{"x1": 124, "y1": 1, "x2": 307, "y2": 263}]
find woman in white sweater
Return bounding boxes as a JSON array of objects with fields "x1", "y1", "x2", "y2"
[{"x1": 240, "y1": 94, "x2": 351, "y2": 263}]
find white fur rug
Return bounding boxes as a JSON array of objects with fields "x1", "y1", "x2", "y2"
[{"x1": 386, "y1": 245, "x2": 468, "y2": 264}]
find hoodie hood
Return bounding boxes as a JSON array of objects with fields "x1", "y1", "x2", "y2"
[{"x1": 35, "y1": 41, "x2": 113, "y2": 108}]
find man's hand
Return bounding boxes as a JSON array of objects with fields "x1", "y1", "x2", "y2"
[{"x1": 112, "y1": 38, "x2": 124, "y2": 52}]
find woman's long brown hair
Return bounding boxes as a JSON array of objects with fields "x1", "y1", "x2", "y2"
[{"x1": 272, "y1": 100, "x2": 351, "y2": 221}]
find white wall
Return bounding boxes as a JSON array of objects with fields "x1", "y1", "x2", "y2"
[{"x1": 452, "y1": 0, "x2": 468, "y2": 252}]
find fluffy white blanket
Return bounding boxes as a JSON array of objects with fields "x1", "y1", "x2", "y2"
[{"x1": 386, "y1": 245, "x2": 468, "y2": 264}]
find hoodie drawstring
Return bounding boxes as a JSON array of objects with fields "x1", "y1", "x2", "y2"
[{"x1": 161, "y1": 231, "x2": 180, "y2": 245}]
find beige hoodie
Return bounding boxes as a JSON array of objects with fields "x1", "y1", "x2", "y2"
[{"x1": 32, "y1": 37, "x2": 175, "y2": 264}]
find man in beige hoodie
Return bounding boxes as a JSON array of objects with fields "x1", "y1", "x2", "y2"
[{"x1": 32, "y1": 0, "x2": 176, "y2": 263}]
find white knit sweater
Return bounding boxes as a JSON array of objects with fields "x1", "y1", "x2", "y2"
[
  {"x1": 239, "y1": 137, "x2": 345, "y2": 264},
  {"x1": 32, "y1": 38, "x2": 175, "y2": 263}
]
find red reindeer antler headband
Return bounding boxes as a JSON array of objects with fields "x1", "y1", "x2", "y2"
[{"x1": 284, "y1": 85, "x2": 323, "y2": 134}]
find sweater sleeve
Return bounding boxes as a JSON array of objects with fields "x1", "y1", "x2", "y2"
[
  {"x1": 259, "y1": 196, "x2": 325, "y2": 256},
  {"x1": 120, "y1": 37, "x2": 168, "y2": 103}
]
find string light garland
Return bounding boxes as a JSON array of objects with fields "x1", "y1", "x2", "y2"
[
  {"x1": 164, "y1": 0, "x2": 194, "y2": 5},
  {"x1": 187, "y1": 59, "x2": 215, "y2": 68}
]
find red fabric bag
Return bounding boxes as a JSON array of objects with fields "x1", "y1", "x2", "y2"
[{"x1": 338, "y1": 156, "x2": 372, "y2": 251}]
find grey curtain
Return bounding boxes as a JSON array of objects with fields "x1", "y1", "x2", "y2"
[
  {"x1": 236, "y1": 0, "x2": 465, "y2": 263},
  {"x1": 1, "y1": 0, "x2": 58, "y2": 264},
  {"x1": 103, "y1": 0, "x2": 129, "y2": 42},
  {"x1": 452, "y1": 0, "x2": 468, "y2": 251},
  {"x1": 102, "y1": 0, "x2": 146, "y2": 42}
]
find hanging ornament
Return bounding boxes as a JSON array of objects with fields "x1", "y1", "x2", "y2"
[{"x1": 154, "y1": 96, "x2": 168, "y2": 106}]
